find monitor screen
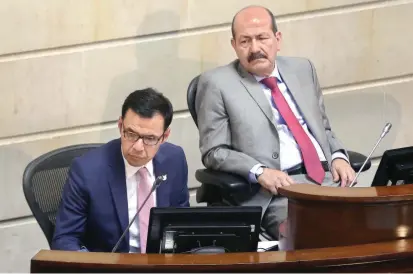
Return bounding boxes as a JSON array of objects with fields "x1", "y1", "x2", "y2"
[
  {"x1": 146, "y1": 206, "x2": 262, "y2": 254},
  {"x1": 372, "y1": 146, "x2": 413, "y2": 186}
]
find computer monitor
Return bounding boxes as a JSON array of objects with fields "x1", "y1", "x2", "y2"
[
  {"x1": 371, "y1": 146, "x2": 413, "y2": 186},
  {"x1": 146, "y1": 206, "x2": 262, "y2": 254}
]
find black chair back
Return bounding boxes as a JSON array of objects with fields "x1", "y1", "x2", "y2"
[
  {"x1": 22, "y1": 143, "x2": 102, "y2": 247},
  {"x1": 186, "y1": 75, "x2": 200, "y2": 127}
]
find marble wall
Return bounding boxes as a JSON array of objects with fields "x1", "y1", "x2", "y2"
[{"x1": 0, "y1": 0, "x2": 412, "y2": 271}]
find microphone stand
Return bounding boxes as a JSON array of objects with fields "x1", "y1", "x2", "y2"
[
  {"x1": 349, "y1": 123, "x2": 392, "y2": 187},
  {"x1": 111, "y1": 174, "x2": 167, "y2": 253}
]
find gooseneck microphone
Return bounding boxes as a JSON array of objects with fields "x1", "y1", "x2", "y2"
[
  {"x1": 111, "y1": 174, "x2": 167, "y2": 253},
  {"x1": 349, "y1": 123, "x2": 392, "y2": 187}
]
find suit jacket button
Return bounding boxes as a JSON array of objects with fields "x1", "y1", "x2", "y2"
[{"x1": 272, "y1": 152, "x2": 279, "y2": 159}]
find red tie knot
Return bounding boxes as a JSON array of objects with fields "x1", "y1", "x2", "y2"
[{"x1": 260, "y1": 77, "x2": 278, "y2": 90}]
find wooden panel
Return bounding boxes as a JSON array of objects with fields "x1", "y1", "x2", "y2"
[
  {"x1": 278, "y1": 184, "x2": 413, "y2": 250},
  {"x1": 279, "y1": 184, "x2": 413, "y2": 203},
  {"x1": 31, "y1": 239, "x2": 413, "y2": 272}
]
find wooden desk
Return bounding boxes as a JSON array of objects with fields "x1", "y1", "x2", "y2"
[
  {"x1": 278, "y1": 184, "x2": 413, "y2": 250},
  {"x1": 33, "y1": 184, "x2": 413, "y2": 272},
  {"x1": 31, "y1": 239, "x2": 413, "y2": 272}
]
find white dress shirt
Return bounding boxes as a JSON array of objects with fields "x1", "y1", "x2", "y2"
[
  {"x1": 122, "y1": 154, "x2": 156, "y2": 252},
  {"x1": 249, "y1": 65, "x2": 347, "y2": 181}
]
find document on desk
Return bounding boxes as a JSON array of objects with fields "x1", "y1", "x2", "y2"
[{"x1": 257, "y1": 241, "x2": 279, "y2": 252}]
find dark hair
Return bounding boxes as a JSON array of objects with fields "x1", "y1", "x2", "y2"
[
  {"x1": 121, "y1": 88, "x2": 173, "y2": 131},
  {"x1": 231, "y1": 7, "x2": 278, "y2": 38}
]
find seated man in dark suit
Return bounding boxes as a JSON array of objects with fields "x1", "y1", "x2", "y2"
[{"x1": 52, "y1": 88, "x2": 190, "y2": 253}]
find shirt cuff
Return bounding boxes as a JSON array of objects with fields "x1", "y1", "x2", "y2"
[
  {"x1": 249, "y1": 163, "x2": 265, "y2": 183},
  {"x1": 332, "y1": 151, "x2": 349, "y2": 163}
]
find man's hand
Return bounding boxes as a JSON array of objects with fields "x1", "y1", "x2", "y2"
[
  {"x1": 331, "y1": 158, "x2": 356, "y2": 187},
  {"x1": 257, "y1": 168, "x2": 295, "y2": 195}
]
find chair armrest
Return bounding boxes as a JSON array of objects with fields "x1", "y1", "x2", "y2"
[
  {"x1": 195, "y1": 169, "x2": 250, "y2": 193},
  {"x1": 195, "y1": 150, "x2": 371, "y2": 190},
  {"x1": 347, "y1": 150, "x2": 371, "y2": 173}
]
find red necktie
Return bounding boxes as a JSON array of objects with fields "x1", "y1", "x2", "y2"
[{"x1": 261, "y1": 77, "x2": 325, "y2": 184}]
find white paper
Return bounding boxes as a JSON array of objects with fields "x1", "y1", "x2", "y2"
[{"x1": 257, "y1": 241, "x2": 279, "y2": 252}]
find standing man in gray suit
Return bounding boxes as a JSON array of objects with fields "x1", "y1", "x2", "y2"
[{"x1": 195, "y1": 5, "x2": 356, "y2": 239}]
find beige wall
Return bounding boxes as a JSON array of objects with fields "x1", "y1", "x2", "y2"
[{"x1": 0, "y1": 0, "x2": 412, "y2": 271}]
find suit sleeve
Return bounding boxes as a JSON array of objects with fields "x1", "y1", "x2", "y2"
[
  {"x1": 52, "y1": 159, "x2": 89, "y2": 251},
  {"x1": 195, "y1": 74, "x2": 261, "y2": 180},
  {"x1": 309, "y1": 60, "x2": 348, "y2": 157},
  {"x1": 177, "y1": 147, "x2": 190, "y2": 207}
]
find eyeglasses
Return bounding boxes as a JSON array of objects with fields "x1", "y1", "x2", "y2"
[
  {"x1": 122, "y1": 122, "x2": 164, "y2": 146},
  {"x1": 123, "y1": 130, "x2": 164, "y2": 146}
]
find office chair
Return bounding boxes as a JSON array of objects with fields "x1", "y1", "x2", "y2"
[
  {"x1": 187, "y1": 74, "x2": 372, "y2": 207},
  {"x1": 22, "y1": 143, "x2": 102, "y2": 247}
]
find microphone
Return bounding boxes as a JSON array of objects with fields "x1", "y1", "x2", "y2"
[
  {"x1": 111, "y1": 174, "x2": 167, "y2": 253},
  {"x1": 349, "y1": 123, "x2": 392, "y2": 187}
]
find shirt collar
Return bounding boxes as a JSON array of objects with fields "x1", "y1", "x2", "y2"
[
  {"x1": 122, "y1": 150, "x2": 154, "y2": 179},
  {"x1": 253, "y1": 63, "x2": 282, "y2": 83}
]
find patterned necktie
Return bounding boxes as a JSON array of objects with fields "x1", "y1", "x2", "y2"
[
  {"x1": 137, "y1": 167, "x2": 154, "y2": 253},
  {"x1": 261, "y1": 77, "x2": 325, "y2": 184}
]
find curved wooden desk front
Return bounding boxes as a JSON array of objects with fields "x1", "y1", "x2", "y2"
[
  {"x1": 278, "y1": 184, "x2": 413, "y2": 250},
  {"x1": 31, "y1": 239, "x2": 413, "y2": 272},
  {"x1": 31, "y1": 184, "x2": 413, "y2": 272}
]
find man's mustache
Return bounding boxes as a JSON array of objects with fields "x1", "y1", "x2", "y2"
[{"x1": 248, "y1": 52, "x2": 267, "y2": 63}]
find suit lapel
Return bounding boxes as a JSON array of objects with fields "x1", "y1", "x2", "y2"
[
  {"x1": 277, "y1": 59, "x2": 332, "y2": 165},
  {"x1": 237, "y1": 62, "x2": 277, "y2": 128},
  {"x1": 107, "y1": 139, "x2": 129, "y2": 248},
  {"x1": 277, "y1": 58, "x2": 316, "y2": 133},
  {"x1": 153, "y1": 147, "x2": 170, "y2": 207}
]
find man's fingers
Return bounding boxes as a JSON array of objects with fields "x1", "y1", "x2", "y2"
[
  {"x1": 346, "y1": 169, "x2": 355, "y2": 186},
  {"x1": 351, "y1": 169, "x2": 356, "y2": 181},
  {"x1": 261, "y1": 171, "x2": 296, "y2": 194},
  {"x1": 275, "y1": 175, "x2": 294, "y2": 188},
  {"x1": 286, "y1": 176, "x2": 295, "y2": 185},
  {"x1": 340, "y1": 171, "x2": 348, "y2": 187},
  {"x1": 280, "y1": 177, "x2": 291, "y2": 187},
  {"x1": 273, "y1": 177, "x2": 283, "y2": 188},
  {"x1": 270, "y1": 186, "x2": 278, "y2": 195},
  {"x1": 332, "y1": 168, "x2": 339, "y2": 182}
]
